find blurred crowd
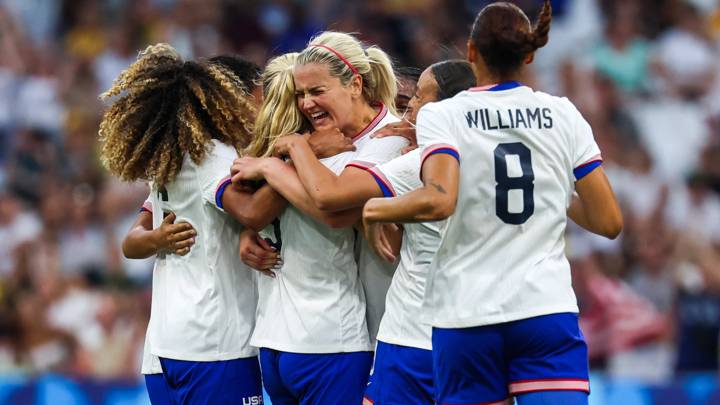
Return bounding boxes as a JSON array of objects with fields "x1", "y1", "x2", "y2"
[{"x1": 0, "y1": 0, "x2": 719, "y2": 383}]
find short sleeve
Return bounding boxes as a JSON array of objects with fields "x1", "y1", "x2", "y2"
[
  {"x1": 416, "y1": 102, "x2": 460, "y2": 169},
  {"x1": 571, "y1": 105, "x2": 603, "y2": 180},
  {"x1": 198, "y1": 141, "x2": 239, "y2": 211},
  {"x1": 346, "y1": 136, "x2": 408, "y2": 170},
  {"x1": 367, "y1": 149, "x2": 422, "y2": 198},
  {"x1": 140, "y1": 195, "x2": 153, "y2": 213}
]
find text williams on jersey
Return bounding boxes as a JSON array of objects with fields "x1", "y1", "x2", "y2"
[{"x1": 465, "y1": 108, "x2": 553, "y2": 130}]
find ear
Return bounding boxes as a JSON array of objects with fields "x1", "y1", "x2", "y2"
[
  {"x1": 349, "y1": 74, "x2": 363, "y2": 98},
  {"x1": 467, "y1": 40, "x2": 477, "y2": 64},
  {"x1": 524, "y1": 52, "x2": 535, "y2": 65}
]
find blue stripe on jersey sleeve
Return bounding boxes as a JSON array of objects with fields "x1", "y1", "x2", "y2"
[
  {"x1": 428, "y1": 148, "x2": 460, "y2": 162},
  {"x1": 573, "y1": 160, "x2": 602, "y2": 180},
  {"x1": 368, "y1": 171, "x2": 394, "y2": 198},
  {"x1": 215, "y1": 178, "x2": 233, "y2": 209}
]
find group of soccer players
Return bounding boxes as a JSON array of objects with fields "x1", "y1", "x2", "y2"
[{"x1": 99, "y1": 1, "x2": 623, "y2": 405}]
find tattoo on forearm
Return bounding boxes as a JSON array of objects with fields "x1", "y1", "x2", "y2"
[{"x1": 429, "y1": 181, "x2": 446, "y2": 194}]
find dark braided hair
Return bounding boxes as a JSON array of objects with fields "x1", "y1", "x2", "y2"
[
  {"x1": 98, "y1": 44, "x2": 257, "y2": 188},
  {"x1": 470, "y1": 0, "x2": 552, "y2": 78},
  {"x1": 431, "y1": 60, "x2": 476, "y2": 100}
]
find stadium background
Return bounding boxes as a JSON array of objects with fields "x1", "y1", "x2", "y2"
[{"x1": 1, "y1": 0, "x2": 720, "y2": 403}]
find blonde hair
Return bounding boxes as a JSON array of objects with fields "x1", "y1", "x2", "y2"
[
  {"x1": 297, "y1": 31, "x2": 398, "y2": 115},
  {"x1": 99, "y1": 43, "x2": 257, "y2": 187},
  {"x1": 245, "y1": 53, "x2": 309, "y2": 157}
]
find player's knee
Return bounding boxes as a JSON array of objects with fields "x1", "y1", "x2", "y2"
[{"x1": 362, "y1": 398, "x2": 374, "y2": 405}]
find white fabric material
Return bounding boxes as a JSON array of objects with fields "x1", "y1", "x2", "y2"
[
  {"x1": 251, "y1": 106, "x2": 405, "y2": 353},
  {"x1": 417, "y1": 86, "x2": 601, "y2": 328},
  {"x1": 370, "y1": 149, "x2": 443, "y2": 350},
  {"x1": 147, "y1": 140, "x2": 257, "y2": 361}
]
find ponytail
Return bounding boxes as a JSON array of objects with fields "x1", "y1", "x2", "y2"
[
  {"x1": 469, "y1": 0, "x2": 552, "y2": 77},
  {"x1": 298, "y1": 31, "x2": 398, "y2": 114},
  {"x1": 365, "y1": 46, "x2": 397, "y2": 115}
]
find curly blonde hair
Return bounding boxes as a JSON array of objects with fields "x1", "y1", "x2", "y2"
[{"x1": 98, "y1": 44, "x2": 258, "y2": 187}]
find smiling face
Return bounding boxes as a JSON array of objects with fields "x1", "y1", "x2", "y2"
[
  {"x1": 408, "y1": 68, "x2": 439, "y2": 123},
  {"x1": 293, "y1": 63, "x2": 362, "y2": 134}
]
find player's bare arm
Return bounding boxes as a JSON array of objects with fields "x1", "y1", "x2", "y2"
[
  {"x1": 122, "y1": 211, "x2": 196, "y2": 259},
  {"x1": 363, "y1": 153, "x2": 460, "y2": 225},
  {"x1": 233, "y1": 156, "x2": 362, "y2": 228},
  {"x1": 568, "y1": 166, "x2": 623, "y2": 239},
  {"x1": 221, "y1": 183, "x2": 288, "y2": 232},
  {"x1": 276, "y1": 135, "x2": 385, "y2": 211}
]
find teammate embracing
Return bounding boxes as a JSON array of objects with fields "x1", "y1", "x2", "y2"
[
  {"x1": 362, "y1": 2, "x2": 623, "y2": 405},
  {"x1": 100, "y1": 45, "x2": 274, "y2": 404}
]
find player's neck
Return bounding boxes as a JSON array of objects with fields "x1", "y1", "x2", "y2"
[{"x1": 342, "y1": 102, "x2": 378, "y2": 138}]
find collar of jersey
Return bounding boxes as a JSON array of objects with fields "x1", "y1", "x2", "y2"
[
  {"x1": 352, "y1": 102, "x2": 388, "y2": 143},
  {"x1": 469, "y1": 81, "x2": 524, "y2": 92}
]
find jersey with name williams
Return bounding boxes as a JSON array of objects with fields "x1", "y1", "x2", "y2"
[{"x1": 417, "y1": 83, "x2": 602, "y2": 328}]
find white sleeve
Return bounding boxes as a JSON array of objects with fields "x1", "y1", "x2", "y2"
[
  {"x1": 416, "y1": 102, "x2": 460, "y2": 168},
  {"x1": 198, "y1": 142, "x2": 239, "y2": 211},
  {"x1": 140, "y1": 194, "x2": 153, "y2": 213},
  {"x1": 569, "y1": 102, "x2": 602, "y2": 180},
  {"x1": 367, "y1": 149, "x2": 422, "y2": 197},
  {"x1": 346, "y1": 136, "x2": 408, "y2": 169}
]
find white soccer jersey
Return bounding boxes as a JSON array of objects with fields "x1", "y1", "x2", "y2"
[
  {"x1": 138, "y1": 196, "x2": 162, "y2": 375},
  {"x1": 366, "y1": 149, "x2": 443, "y2": 350},
  {"x1": 251, "y1": 104, "x2": 406, "y2": 353},
  {"x1": 417, "y1": 83, "x2": 602, "y2": 328},
  {"x1": 147, "y1": 140, "x2": 258, "y2": 361},
  {"x1": 346, "y1": 106, "x2": 406, "y2": 346}
]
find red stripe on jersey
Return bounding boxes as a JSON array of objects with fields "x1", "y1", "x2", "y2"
[
  {"x1": 575, "y1": 154, "x2": 603, "y2": 170},
  {"x1": 367, "y1": 167, "x2": 396, "y2": 197},
  {"x1": 468, "y1": 83, "x2": 498, "y2": 92},
  {"x1": 352, "y1": 104, "x2": 388, "y2": 143},
  {"x1": 140, "y1": 201, "x2": 153, "y2": 213},
  {"x1": 346, "y1": 161, "x2": 377, "y2": 170}
]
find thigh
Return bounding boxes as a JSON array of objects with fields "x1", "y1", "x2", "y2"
[
  {"x1": 364, "y1": 341, "x2": 434, "y2": 405},
  {"x1": 279, "y1": 351, "x2": 373, "y2": 405},
  {"x1": 160, "y1": 357, "x2": 263, "y2": 405},
  {"x1": 259, "y1": 348, "x2": 299, "y2": 405},
  {"x1": 432, "y1": 326, "x2": 509, "y2": 405},
  {"x1": 506, "y1": 313, "x2": 590, "y2": 397},
  {"x1": 145, "y1": 373, "x2": 174, "y2": 405}
]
